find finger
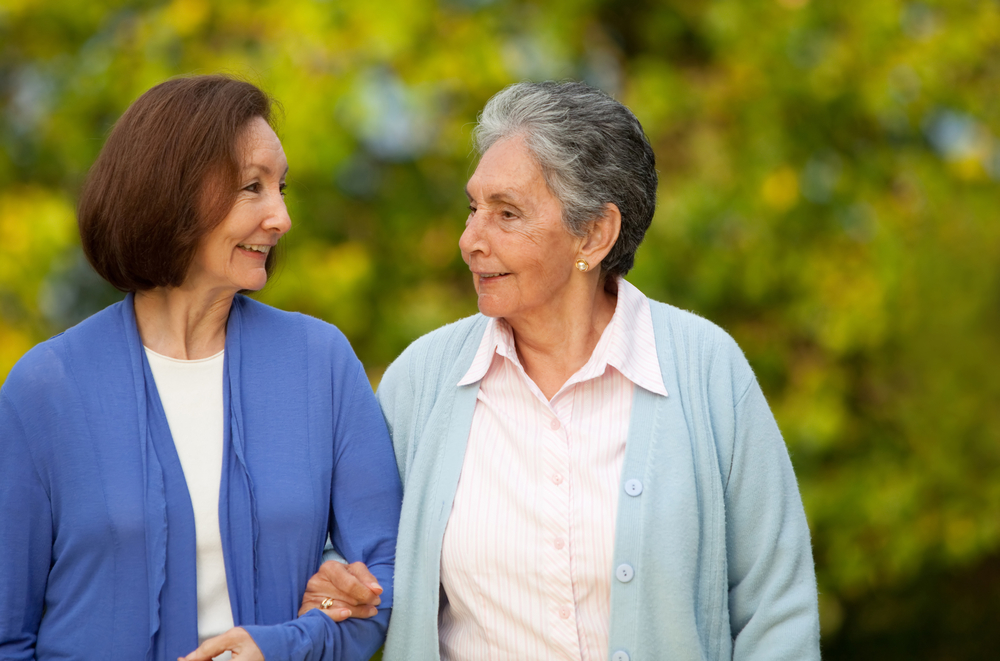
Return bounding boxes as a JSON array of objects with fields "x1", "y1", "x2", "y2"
[
  {"x1": 300, "y1": 597, "x2": 354, "y2": 619},
  {"x1": 303, "y1": 572, "x2": 360, "y2": 606},
  {"x1": 346, "y1": 561, "x2": 383, "y2": 596},
  {"x1": 180, "y1": 631, "x2": 234, "y2": 660},
  {"x1": 305, "y1": 598, "x2": 379, "y2": 620},
  {"x1": 340, "y1": 563, "x2": 379, "y2": 603},
  {"x1": 313, "y1": 561, "x2": 377, "y2": 605},
  {"x1": 299, "y1": 595, "x2": 351, "y2": 618},
  {"x1": 311, "y1": 597, "x2": 378, "y2": 619},
  {"x1": 310, "y1": 561, "x2": 366, "y2": 599},
  {"x1": 229, "y1": 628, "x2": 263, "y2": 661},
  {"x1": 330, "y1": 600, "x2": 378, "y2": 619}
]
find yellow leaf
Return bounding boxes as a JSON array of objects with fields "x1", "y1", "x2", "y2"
[{"x1": 760, "y1": 166, "x2": 799, "y2": 211}]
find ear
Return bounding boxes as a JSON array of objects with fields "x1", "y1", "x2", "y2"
[{"x1": 578, "y1": 202, "x2": 621, "y2": 267}]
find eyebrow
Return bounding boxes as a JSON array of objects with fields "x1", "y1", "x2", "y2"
[
  {"x1": 246, "y1": 163, "x2": 290, "y2": 177},
  {"x1": 465, "y1": 187, "x2": 522, "y2": 205}
]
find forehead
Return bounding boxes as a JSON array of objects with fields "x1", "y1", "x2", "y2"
[
  {"x1": 467, "y1": 135, "x2": 549, "y2": 200},
  {"x1": 239, "y1": 117, "x2": 286, "y2": 171}
]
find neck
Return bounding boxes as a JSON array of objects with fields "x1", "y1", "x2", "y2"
[
  {"x1": 133, "y1": 286, "x2": 235, "y2": 360},
  {"x1": 507, "y1": 277, "x2": 618, "y2": 400}
]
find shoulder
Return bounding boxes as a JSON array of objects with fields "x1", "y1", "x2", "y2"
[
  {"x1": 398, "y1": 313, "x2": 488, "y2": 360},
  {"x1": 648, "y1": 299, "x2": 737, "y2": 349},
  {"x1": 646, "y1": 298, "x2": 755, "y2": 398},
  {"x1": 2, "y1": 301, "x2": 127, "y2": 399},
  {"x1": 234, "y1": 296, "x2": 353, "y2": 352},
  {"x1": 232, "y1": 298, "x2": 370, "y2": 403},
  {"x1": 381, "y1": 314, "x2": 488, "y2": 391},
  {"x1": 2, "y1": 341, "x2": 68, "y2": 409}
]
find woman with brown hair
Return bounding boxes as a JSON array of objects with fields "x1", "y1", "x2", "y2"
[{"x1": 0, "y1": 75, "x2": 400, "y2": 661}]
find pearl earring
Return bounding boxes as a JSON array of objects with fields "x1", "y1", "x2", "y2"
[{"x1": 575, "y1": 259, "x2": 589, "y2": 272}]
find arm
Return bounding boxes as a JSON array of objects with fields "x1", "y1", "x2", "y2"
[
  {"x1": 374, "y1": 354, "x2": 416, "y2": 486},
  {"x1": 0, "y1": 391, "x2": 52, "y2": 659},
  {"x1": 724, "y1": 375, "x2": 821, "y2": 660},
  {"x1": 296, "y1": 350, "x2": 420, "y2": 621},
  {"x1": 239, "y1": 363, "x2": 403, "y2": 661}
]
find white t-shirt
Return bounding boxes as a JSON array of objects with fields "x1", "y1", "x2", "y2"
[{"x1": 145, "y1": 347, "x2": 234, "y2": 655}]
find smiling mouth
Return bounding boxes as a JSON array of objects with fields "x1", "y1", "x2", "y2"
[
  {"x1": 479, "y1": 272, "x2": 509, "y2": 279},
  {"x1": 238, "y1": 244, "x2": 271, "y2": 255}
]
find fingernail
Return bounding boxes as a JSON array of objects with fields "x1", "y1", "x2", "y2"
[
  {"x1": 370, "y1": 582, "x2": 383, "y2": 594},
  {"x1": 340, "y1": 609, "x2": 351, "y2": 618}
]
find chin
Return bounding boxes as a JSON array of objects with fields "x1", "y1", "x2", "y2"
[
  {"x1": 235, "y1": 270, "x2": 269, "y2": 292},
  {"x1": 476, "y1": 296, "x2": 511, "y2": 319},
  {"x1": 235, "y1": 278, "x2": 266, "y2": 293},
  {"x1": 477, "y1": 307, "x2": 504, "y2": 319}
]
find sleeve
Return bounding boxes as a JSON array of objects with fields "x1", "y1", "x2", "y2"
[
  {"x1": 0, "y1": 390, "x2": 52, "y2": 659},
  {"x1": 374, "y1": 352, "x2": 416, "y2": 486},
  {"x1": 722, "y1": 363, "x2": 822, "y2": 660},
  {"x1": 243, "y1": 362, "x2": 403, "y2": 661}
]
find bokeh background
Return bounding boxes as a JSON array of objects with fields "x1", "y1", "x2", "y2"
[{"x1": 2, "y1": 0, "x2": 999, "y2": 657}]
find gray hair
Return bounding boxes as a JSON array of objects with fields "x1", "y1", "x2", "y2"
[{"x1": 473, "y1": 81, "x2": 657, "y2": 278}]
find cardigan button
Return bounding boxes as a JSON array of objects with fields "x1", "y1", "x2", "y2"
[
  {"x1": 624, "y1": 479, "x2": 643, "y2": 496},
  {"x1": 612, "y1": 651, "x2": 630, "y2": 661},
  {"x1": 616, "y1": 563, "x2": 634, "y2": 583}
]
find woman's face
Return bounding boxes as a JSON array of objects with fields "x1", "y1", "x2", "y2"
[
  {"x1": 187, "y1": 117, "x2": 290, "y2": 295},
  {"x1": 460, "y1": 135, "x2": 583, "y2": 324}
]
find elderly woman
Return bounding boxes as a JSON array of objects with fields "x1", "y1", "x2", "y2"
[
  {"x1": 309, "y1": 81, "x2": 821, "y2": 660},
  {"x1": 0, "y1": 76, "x2": 400, "y2": 661}
]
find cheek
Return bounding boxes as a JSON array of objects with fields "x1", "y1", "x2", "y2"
[{"x1": 534, "y1": 259, "x2": 565, "y2": 289}]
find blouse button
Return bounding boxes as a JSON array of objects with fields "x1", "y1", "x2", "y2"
[
  {"x1": 616, "y1": 563, "x2": 635, "y2": 583},
  {"x1": 624, "y1": 479, "x2": 643, "y2": 496},
  {"x1": 550, "y1": 418, "x2": 561, "y2": 430},
  {"x1": 552, "y1": 473, "x2": 564, "y2": 485},
  {"x1": 559, "y1": 605, "x2": 572, "y2": 619},
  {"x1": 553, "y1": 538, "x2": 565, "y2": 550}
]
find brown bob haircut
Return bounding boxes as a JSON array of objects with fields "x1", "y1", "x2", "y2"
[{"x1": 78, "y1": 75, "x2": 279, "y2": 292}]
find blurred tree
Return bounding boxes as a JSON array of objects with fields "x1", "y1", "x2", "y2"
[{"x1": 2, "y1": 0, "x2": 999, "y2": 657}]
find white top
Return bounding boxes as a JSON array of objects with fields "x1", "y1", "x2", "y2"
[
  {"x1": 442, "y1": 278, "x2": 668, "y2": 660},
  {"x1": 145, "y1": 347, "x2": 235, "y2": 652}
]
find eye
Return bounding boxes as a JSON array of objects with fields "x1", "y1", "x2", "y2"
[
  {"x1": 468, "y1": 204, "x2": 476, "y2": 215},
  {"x1": 243, "y1": 181, "x2": 260, "y2": 193},
  {"x1": 501, "y1": 209, "x2": 517, "y2": 219},
  {"x1": 279, "y1": 183, "x2": 288, "y2": 197}
]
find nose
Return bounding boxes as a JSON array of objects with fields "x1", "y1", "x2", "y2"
[
  {"x1": 459, "y1": 213, "x2": 487, "y2": 260},
  {"x1": 264, "y1": 191, "x2": 292, "y2": 237}
]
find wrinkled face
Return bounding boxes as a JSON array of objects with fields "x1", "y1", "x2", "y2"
[
  {"x1": 187, "y1": 116, "x2": 290, "y2": 295},
  {"x1": 460, "y1": 135, "x2": 582, "y2": 324}
]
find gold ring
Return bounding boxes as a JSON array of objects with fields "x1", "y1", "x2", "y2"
[{"x1": 320, "y1": 597, "x2": 335, "y2": 609}]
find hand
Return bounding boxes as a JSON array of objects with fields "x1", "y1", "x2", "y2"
[
  {"x1": 298, "y1": 560, "x2": 383, "y2": 621},
  {"x1": 179, "y1": 627, "x2": 262, "y2": 661}
]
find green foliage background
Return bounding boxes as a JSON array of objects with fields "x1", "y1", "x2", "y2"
[{"x1": 3, "y1": 0, "x2": 999, "y2": 657}]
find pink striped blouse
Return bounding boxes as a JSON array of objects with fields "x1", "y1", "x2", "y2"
[{"x1": 441, "y1": 278, "x2": 668, "y2": 661}]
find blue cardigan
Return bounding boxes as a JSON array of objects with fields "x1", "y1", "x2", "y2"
[
  {"x1": 377, "y1": 299, "x2": 821, "y2": 660},
  {"x1": 0, "y1": 294, "x2": 402, "y2": 661}
]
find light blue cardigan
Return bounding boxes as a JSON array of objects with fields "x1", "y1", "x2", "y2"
[
  {"x1": 377, "y1": 299, "x2": 821, "y2": 661},
  {"x1": 0, "y1": 294, "x2": 402, "y2": 661}
]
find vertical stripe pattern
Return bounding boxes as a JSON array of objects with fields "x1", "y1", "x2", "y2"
[{"x1": 442, "y1": 279, "x2": 667, "y2": 660}]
